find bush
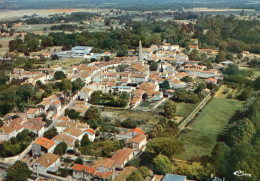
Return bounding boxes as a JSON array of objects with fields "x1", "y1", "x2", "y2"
[{"x1": 121, "y1": 119, "x2": 138, "y2": 128}]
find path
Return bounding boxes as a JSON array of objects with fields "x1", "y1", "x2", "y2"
[
  {"x1": 214, "y1": 85, "x2": 224, "y2": 98},
  {"x1": 151, "y1": 98, "x2": 168, "y2": 111}
]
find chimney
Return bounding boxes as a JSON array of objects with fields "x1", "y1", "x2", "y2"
[
  {"x1": 46, "y1": 142, "x2": 49, "y2": 147},
  {"x1": 47, "y1": 159, "x2": 50, "y2": 164},
  {"x1": 2, "y1": 128, "x2": 5, "y2": 134}
]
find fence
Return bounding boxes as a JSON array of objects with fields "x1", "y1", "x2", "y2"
[{"x1": 178, "y1": 93, "x2": 212, "y2": 132}]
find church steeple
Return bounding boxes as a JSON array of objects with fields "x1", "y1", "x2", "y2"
[{"x1": 138, "y1": 40, "x2": 144, "y2": 65}]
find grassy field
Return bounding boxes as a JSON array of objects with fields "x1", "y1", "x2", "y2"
[{"x1": 175, "y1": 97, "x2": 243, "y2": 161}]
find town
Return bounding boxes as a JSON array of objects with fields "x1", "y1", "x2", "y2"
[{"x1": 1, "y1": 4, "x2": 260, "y2": 181}]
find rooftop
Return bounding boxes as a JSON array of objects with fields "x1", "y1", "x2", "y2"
[
  {"x1": 35, "y1": 153, "x2": 59, "y2": 168},
  {"x1": 36, "y1": 137, "x2": 55, "y2": 149}
]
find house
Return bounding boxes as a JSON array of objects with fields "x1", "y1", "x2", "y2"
[
  {"x1": 130, "y1": 95, "x2": 142, "y2": 108},
  {"x1": 23, "y1": 117, "x2": 46, "y2": 137},
  {"x1": 72, "y1": 164, "x2": 97, "y2": 180},
  {"x1": 169, "y1": 78, "x2": 187, "y2": 89},
  {"x1": 33, "y1": 153, "x2": 60, "y2": 173},
  {"x1": 51, "y1": 99, "x2": 61, "y2": 115},
  {"x1": 52, "y1": 133, "x2": 76, "y2": 150},
  {"x1": 55, "y1": 119, "x2": 89, "y2": 133},
  {"x1": 84, "y1": 128, "x2": 95, "y2": 142},
  {"x1": 68, "y1": 46, "x2": 93, "y2": 58},
  {"x1": 27, "y1": 108, "x2": 41, "y2": 119},
  {"x1": 153, "y1": 91, "x2": 163, "y2": 101},
  {"x1": 13, "y1": 68, "x2": 24, "y2": 75},
  {"x1": 8, "y1": 117, "x2": 25, "y2": 134},
  {"x1": 41, "y1": 53, "x2": 51, "y2": 58},
  {"x1": 32, "y1": 137, "x2": 56, "y2": 157},
  {"x1": 162, "y1": 174, "x2": 186, "y2": 181},
  {"x1": 151, "y1": 175, "x2": 165, "y2": 181},
  {"x1": 206, "y1": 78, "x2": 217, "y2": 85},
  {"x1": 0, "y1": 125, "x2": 17, "y2": 141},
  {"x1": 92, "y1": 158, "x2": 116, "y2": 177},
  {"x1": 111, "y1": 148, "x2": 134, "y2": 169},
  {"x1": 79, "y1": 87, "x2": 94, "y2": 101},
  {"x1": 130, "y1": 73, "x2": 148, "y2": 84},
  {"x1": 63, "y1": 126, "x2": 85, "y2": 141},
  {"x1": 111, "y1": 86, "x2": 133, "y2": 93},
  {"x1": 71, "y1": 104, "x2": 89, "y2": 116},
  {"x1": 124, "y1": 128, "x2": 145, "y2": 139},
  {"x1": 126, "y1": 134, "x2": 147, "y2": 153}
]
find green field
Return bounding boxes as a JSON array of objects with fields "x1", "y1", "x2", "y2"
[{"x1": 176, "y1": 98, "x2": 243, "y2": 160}]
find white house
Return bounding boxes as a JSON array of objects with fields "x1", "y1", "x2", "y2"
[
  {"x1": 84, "y1": 128, "x2": 95, "y2": 142},
  {"x1": 32, "y1": 137, "x2": 56, "y2": 157},
  {"x1": 33, "y1": 153, "x2": 60, "y2": 173},
  {"x1": 0, "y1": 125, "x2": 17, "y2": 141},
  {"x1": 111, "y1": 148, "x2": 134, "y2": 169}
]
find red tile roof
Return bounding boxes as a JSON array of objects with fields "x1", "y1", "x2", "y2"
[
  {"x1": 94, "y1": 171, "x2": 113, "y2": 179},
  {"x1": 125, "y1": 128, "x2": 144, "y2": 135},
  {"x1": 36, "y1": 137, "x2": 55, "y2": 149},
  {"x1": 72, "y1": 164, "x2": 85, "y2": 171},
  {"x1": 85, "y1": 128, "x2": 95, "y2": 135},
  {"x1": 126, "y1": 134, "x2": 146, "y2": 144},
  {"x1": 111, "y1": 148, "x2": 133, "y2": 165}
]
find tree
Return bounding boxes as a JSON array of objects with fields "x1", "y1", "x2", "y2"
[
  {"x1": 5, "y1": 160, "x2": 32, "y2": 181},
  {"x1": 84, "y1": 107, "x2": 101, "y2": 121},
  {"x1": 54, "y1": 71, "x2": 66, "y2": 80},
  {"x1": 121, "y1": 119, "x2": 138, "y2": 128},
  {"x1": 72, "y1": 78, "x2": 85, "y2": 92},
  {"x1": 238, "y1": 88, "x2": 252, "y2": 101},
  {"x1": 127, "y1": 158, "x2": 141, "y2": 167},
  {"x1": 189, "y1": 49, "x2": 200, "y2": 61},
  {"x1": 127, "y1": 171, "x2": 144, "y2": 181},
  {"x1": 147, "y1": 137, "x2": 184, "y2": 159},
  {"x1": 43, "y1": 127, "x2": 58, "y2": 139},
  {"x1": 142, "y1": 93, "x2": 148, "y2": 100},
  {"x1": 215, "y1": 51, "x2": 226, "y2": 63},
  {"x1": 254, "y1": 76, "x2": 260, "y2": 90},
  {"x1": 61, "y1": 79, "x2": 72, "y2": 91},
  {"x1": 164, "y1": 101, "x2": 176, "y2": 119},
  {"x1": 160, "y1": 80, "x2": 170, "y2": 91},
  {"x1": 54, "y1": 142, "x2": 67, "y2": 155},
  {"x1": 0, "y1": 119, "x2": 3, "y2": 127},
  {"x1": 68, "y1": 109, "x2": 80, "y2": 119},
  {"x1": 75, "y1": 157, "x2": 83, "y2": 164},
  {"x1": 181, "y1": 76, "x2": 193, "y2": 83},
  {"x1": 74, "y1": 139, "x2": 80, "y2": 148},
  {"x1": 150, "y1": 61, "x2": 158, "y2": 71},
  {"x1": 81, "y1": 134, "x2": 91, "y2": 147},
  {"x1": 152, "y1": 154, "x2": 172, "y2": 174},
  {"x1": 211, "y1": 142, "x2": 231, "y2": 177},
  {"x1": 228, "y1": 118, "x2": 256, "y2": 146}
]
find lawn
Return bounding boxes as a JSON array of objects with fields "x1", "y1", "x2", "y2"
[{"x1": 175, "y1": 97, "x2": 243, "y2": 161}]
